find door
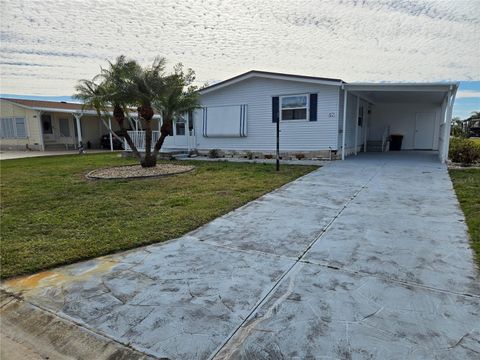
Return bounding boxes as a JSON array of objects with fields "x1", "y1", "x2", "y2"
[
  {"x1": 414, "y1": 112, "x2": 435, "y2": 149},
  {"x1": 41, "y1": 113, "x2": 55, "y2": 141},
  {"x1": 173, "y1": 118, "x2": 187, "y2": 147}
]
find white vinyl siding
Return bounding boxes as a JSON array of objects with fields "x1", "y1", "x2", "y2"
[
  {"x1": 196, "y1": 77, "x2": 340, "y2": 152},
  {"x1": 1, "y1": 117, "x2": 27, "y2": 138}
]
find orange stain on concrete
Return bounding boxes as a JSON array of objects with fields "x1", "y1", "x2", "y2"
[{"x1": 3, "y1": 257, "x2": 118, "y2": 293}]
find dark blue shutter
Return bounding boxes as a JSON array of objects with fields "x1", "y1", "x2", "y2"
[
  {"x1": 272, "y1": 97, "x2": 279, "y2": 123},
  {"x1": 309, "y1": 93, "x2": 317, "y2": 121}
]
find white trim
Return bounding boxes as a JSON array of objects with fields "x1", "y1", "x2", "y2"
[
  {"x1": 343, "y1": 83, "x2": 458, "y2": 93},
  {"x1": 279, "y1": 94, "x2": 309, "y2": 122},
  {"x1": 354, "y1": 96, "x2": 359, "y2": 155},
  {"x1": 200, "y1": 72, "x2": 343, "y2": 95},
  {"x1": 342, "y1": 90, "x2": 348, "y2": 160}
]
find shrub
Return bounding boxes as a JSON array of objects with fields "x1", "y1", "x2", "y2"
[
  {"x1": 245, "y1": 151, "x2": 254, "y2": 160},
  {"x1": 295, "y1": 153, "x2": 306, "y2": 160},
  {"x1": 208, "y1": 149, "x2": 221, "y2": 158},
  {"x1": 449, "y1": 137, "x2": 480, "y2": 165}
]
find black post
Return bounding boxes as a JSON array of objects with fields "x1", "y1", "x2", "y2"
[{"x1": 276, "y1": 119, "x2": 280, "y2": 171}]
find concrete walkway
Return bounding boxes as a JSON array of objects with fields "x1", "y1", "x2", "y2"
[
  {"x1": 2, "y1": 152, "x2": 479, "y2": 359},
  {"x1": 0, "y1": 150, "x2": 116, "y2": 160}
]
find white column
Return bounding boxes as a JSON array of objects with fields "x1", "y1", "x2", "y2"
[
  {"x1": 186, "y1": 112, "x2": 190, "y2": 153},
  {"x1": 108, "y1": 117, "x2": 113, "y2": 151},
  {"x1": 74, "y1": 113, "x2": 83, "y2": 147},
  {"x1": 363, "y1": 105, "x2": 369, "y2": 153},
  {"x1": 354, "y1": 96, "x2": 359, "y2": 155},
  {"x1": 341, "y1": 90, "x2": 348, "y2": 160},
  {"x1": 37, "y1": 111, "x2": 45, "y2": 151},
  {"x1": 443, "y1": 87, "x2": 455, "y2": 162}
]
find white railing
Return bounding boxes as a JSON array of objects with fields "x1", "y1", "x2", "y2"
[
  {"x1": 381, "y1": 126, "x2": 390, "y2": 152},
  {"x1": 124, "y1": 131, "x2": 160, "y2": 151}
]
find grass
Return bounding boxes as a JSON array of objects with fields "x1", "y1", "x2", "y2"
[
  {"x1": 469, "y1": 137, "x2": 480, "y2": 144},
  {"x1": 0, "y1": 153, "x2": 317, "y2": 278},
  {"x1": 450, "y1": 168, "x2": 480, "y2": 266}
]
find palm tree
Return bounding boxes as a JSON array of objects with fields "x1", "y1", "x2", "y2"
[
  {"x1": 74, "y1": 56, "x2": 199, "y2": 168},
  {"x1": 150, "y1": 63, "x2": 199, "y2": 163},
  {"x1": 74, "y1": 56, "x2": 143, "y2": 160},
  {"x1": 131, "y1": 57, "x2": 167, "y2": 167}
]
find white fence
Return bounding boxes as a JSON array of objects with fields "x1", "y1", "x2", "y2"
[{"x1": 124, "y1": 131, "x2": 160, "y2": 151}]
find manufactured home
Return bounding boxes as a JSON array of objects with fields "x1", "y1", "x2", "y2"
[
  {"x1": 1, "y1": 71, "x2": 457, "y2": 161},
  {"x1": 138, "y1": 71, "x2": 457, "y2": 162}
]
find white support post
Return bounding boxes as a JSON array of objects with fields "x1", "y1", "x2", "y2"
[
  {"x1": 37, "y1": 110, "x2": 45, "y2": 151},
  {"x1": 186, "y1": 112, "x2": 191, "y2": 153},
  {"x1": 74, "y1": 113, "x2": 83, "y2": 148},
  {"x1": 354, "y1": 96, "x2": 359, "y2": 155},
  {"x1": 108, "y1": 117, "x2": 113, "y2": 151},
  {"x1": 443, "y1": 87, "x2": 456, "y2": 163},
  {"x1": 341, "y1": 90, "x2": 348, "y2": 160},
  {"x1": 363, "y1": 105, "x2": 369, "y2": 153}
]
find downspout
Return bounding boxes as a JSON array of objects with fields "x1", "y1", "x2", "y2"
[{"x1": 341, "y1": 86, "x2": 348, "y2": 160}]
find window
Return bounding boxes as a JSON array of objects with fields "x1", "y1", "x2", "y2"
[
  {"x1": 59, "y1": 118, "x2": 70, "y2": 137},
  {"x1": 0, "y1": 117, "x2": 27, "y2": 138},
  {"x1": 280, "y1": 95, "x2": 309, "y2": 121},
  {"x1": 175, "y1": 119, "x2": 185, "y2": 136}
]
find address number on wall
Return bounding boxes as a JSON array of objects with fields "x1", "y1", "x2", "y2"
[{"x1": 329, "y1": 112, "x2": 336, "y2": 118}]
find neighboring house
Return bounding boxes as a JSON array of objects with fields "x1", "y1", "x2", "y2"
[
  {"x1": 1, "y1": 70, "x2": 458, "y2": 162},
  {"x1": 0, "y1": 98, "x2": 128, "y2": 151}
]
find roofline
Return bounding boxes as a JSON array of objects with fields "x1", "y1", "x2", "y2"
[
  {"x1": 343, "y1": 82, "x2": 459, "y2": 92},
  {"x1": 0, "y1": 98, "x2": 155, "y2": 118},
  {"x1": 199, "y1": 70, "x2": 344, "y2": 94}
]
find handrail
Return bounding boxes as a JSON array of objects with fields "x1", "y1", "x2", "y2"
[
  {"x1": 381, "y1": 126, "x2": 390, "y2": 152},
  {"x1": 124, "y1": 131, "x2": 160, "y2": 151}
]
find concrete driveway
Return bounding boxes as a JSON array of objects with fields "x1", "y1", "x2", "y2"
[{"x1": 2, "y1": 152, "x2": 479, "y2": 359}]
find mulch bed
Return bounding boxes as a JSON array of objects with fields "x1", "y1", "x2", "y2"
[{"x1": 86, "y1": 164, "x2": 195, "y2": 179}]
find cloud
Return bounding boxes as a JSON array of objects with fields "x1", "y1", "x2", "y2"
[
  {"x1": 0, "y1": 0, "x2": 479, "y2": 96},
  {"x1": 456, "y1": 90, "x2": 480, "y2": 99}
]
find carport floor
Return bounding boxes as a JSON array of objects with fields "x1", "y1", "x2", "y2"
[{"x1": 2, "y1": 152, "x2": 479, "y2": 359}]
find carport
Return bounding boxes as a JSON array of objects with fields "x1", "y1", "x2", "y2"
[{"x1": 340, "y1": 82, "x2": 458, "y2": 162}]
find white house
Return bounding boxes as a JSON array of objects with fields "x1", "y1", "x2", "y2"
[
  {"x1": 156, "y1": 70, "x2": 457, "y2": 162},
  {"x1": 1, "y1": 71, "x2": 458, "y2": 162}
]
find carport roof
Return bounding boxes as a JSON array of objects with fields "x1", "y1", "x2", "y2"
[{"x1": 343, "y1": 82, "x2": 459, "y2": 104}]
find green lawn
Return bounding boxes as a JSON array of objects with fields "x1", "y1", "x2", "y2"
[
  {"x1": 450, "y1": 168, "x2": 480, "y2": 267},
  {"x1": 0, "y1": 154, "x2": 317, "y2": 278}
]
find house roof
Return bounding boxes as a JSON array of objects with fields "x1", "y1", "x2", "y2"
[
  {"x1": 0, "y1": 98, "x2": 86, "y2": 111},
  {"x1": 0, "y1": 98, "x2": 161, "y2": 118},
  {"x1": 199, "y1": 70, "x2": 344, "y2": 94}
]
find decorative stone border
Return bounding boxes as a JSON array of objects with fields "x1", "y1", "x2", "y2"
[{"x1": 86, "y1": 164, "x2": 196, "y2": 180}]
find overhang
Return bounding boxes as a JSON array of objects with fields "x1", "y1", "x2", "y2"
[{"x1": 343, "y1": 83, "x2": 459, "y2": 104}]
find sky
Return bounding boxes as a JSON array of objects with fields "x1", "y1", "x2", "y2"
[{"x1": 0, "y1": 0, "x2": 479, "y2": 118}]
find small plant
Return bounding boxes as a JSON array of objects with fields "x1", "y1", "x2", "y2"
[
  {"x1": 245, "y1": 151, "x2": 254, "y2": 160},
  {"x1": 295, "y1": 153, "x2": 305, "y2": 160},
  {"x1": 449, "y1": 137, "x2": 480, "y2": 165},
  {"x1": 208, "y1": 149, "x2": 221, "y2": 158}
]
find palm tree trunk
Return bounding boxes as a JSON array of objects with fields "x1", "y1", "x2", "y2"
[
  {"x1": 138, "y1": 105, "x2": 156, "y2": 168},
  {"x1": 151, "y1": 115, "x2": 172, "y2": 160},
  {"x1": 112, "y1": 105, "x2": 142, "y2": 160}
]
